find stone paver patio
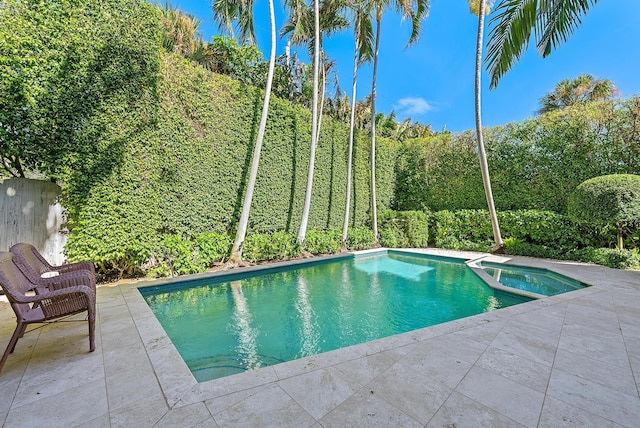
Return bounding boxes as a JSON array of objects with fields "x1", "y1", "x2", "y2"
[{"x1": 1, "y1": 249, "x2": 640, "y2": 427}]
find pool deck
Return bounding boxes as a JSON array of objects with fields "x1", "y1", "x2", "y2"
[{"x1": 1, "y1": 248, "x2": 640, "y2": 427}]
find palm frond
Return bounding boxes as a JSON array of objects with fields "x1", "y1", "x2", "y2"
[
  {"x1": 536, "y1": 0, "x2": 598, "y2": 57},
  {"x1": 212, "y1": 0, "x2": 240, "y2": 38},
  {"x1": 485, "y1": 0, "x2": 538, "y2": 89},
  {"x1": 406, "y1": 0, "x2": 429, "y2": 47},
  {"x1": 356, "y1": 8, "x2": 375, "y2": 64},
  {"x1": 236, "y1": 0, "x2": 256, "y2": 44}
]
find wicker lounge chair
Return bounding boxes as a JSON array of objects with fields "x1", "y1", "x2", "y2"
[
  {"x1": 0, "y1": 251, "x2": 96, "y2": 374},
  {"x1": 10, "y1": 243, "x2": 96, "y2": 290}
]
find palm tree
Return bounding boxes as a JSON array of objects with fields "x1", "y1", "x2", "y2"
[
  {"x1": 282, "y1": 0, "x2": 347, "y2": 245},
  {"x1": 212, "y1": 0, "x2": 278, "y2": 264},
  {"x1": 369, "y1": 0, "x2": 429, "y2": 242},
  {"x1": 298, "y1": 0, "x2": 321, "y2": 245},
  {"x1": 485, "y1": 0, "x2": 600, "y2": 89},
  {"x1": 342, "y1": 0, "x2": 374, "y2": 249},
  {"x1": 537, "y1": 74, "x2": 618, "y2": 115},
  {"x1": 158, "y1": 2, "x2": 204, "y2": 57},
  {"x1": 470, "y1": 0, "x2": 504, "y2": 252}
]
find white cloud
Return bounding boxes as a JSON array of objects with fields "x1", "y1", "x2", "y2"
[{"x1": 393, "y1": 97, "x2": 434, "y2": 116}]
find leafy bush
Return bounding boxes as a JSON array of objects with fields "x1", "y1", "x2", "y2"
[
  {"x1": 432, "y1": 209, "x2": 617, "y2": 255},
  {"x1": 346, "y1": 227, "x2": 376, "y2": 251},
  {"x1": 379, "y1": 210, "x2": 429, "y2": 248},
  {"x1": 432, "y1": 210, "x2": 494, "y2": 248},
  {"x1": 303, "y1": 229, "x2": 341, "y2": 255},
  {"x1": 159, "y1": 232, "x2": 231, "y2": 275},
  {"x1": 568, "y1": 174, "x2": 640, "y2": 249},
  {"x1": 568, "y1": 247, "x2": 640, "y2": 270},
  {"x1": 162, "y1": 234, "x2": 206, "y2": 275},
  {"x1": 196, "y1": 232, "x2": 232, "y2": 263},
  {"x1": 242, "y1": 231, "x2": 300, "y2": 263},
  {"x1": 503, "y1": 238, "x2": 564, "y2": 259}
]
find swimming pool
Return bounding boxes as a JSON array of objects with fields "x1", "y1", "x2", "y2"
[{"x1": 140, "y1": 251, "x2": 527, "y2": 382}]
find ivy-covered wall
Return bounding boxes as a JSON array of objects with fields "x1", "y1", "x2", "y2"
[{"x1": 65, "y1": 53, "x2": 397, "y2": 270}]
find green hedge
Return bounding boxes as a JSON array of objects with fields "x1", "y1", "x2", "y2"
[
  {"x1": 64, "y1": 52, "x2": 396, "y2": 273},
  {"x1": 379, "y1": 210, "x2": 430, "y2": 248},
  {"x1": 431, "y1": 209, "x2": 639, "y2": 269},
  {"x1": 433, "y1": 209, "x2": 615, "y2": 253},
  {"x1": 394, "y1": 100, "x2": 640, "y2": 214}
]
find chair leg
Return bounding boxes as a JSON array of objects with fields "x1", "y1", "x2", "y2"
[
  {"x1": 88, "y1": 308, "x2": 96, "y2": 353},
  {"x1": 16, "y1": 323, "x2": 27, "y2": 341},
  {"x1": 0, "y1": 321, "x2": 24, "y2": 374}
]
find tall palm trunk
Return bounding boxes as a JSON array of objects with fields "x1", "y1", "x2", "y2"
[
  {"x1": 369, "y1": 9, "x2": 382, "y2": 242},
  {"x1": 229, "y1": 0, "x2": 277, "y2": 263},
  {"x1": 297, "y1": 0, "x2": 321, "y2": 245},
  {"x1": 474, "y1": 0, "x2": 503, "y2": 251},
  {"x1": 316, "y1": 61, "x2": 327, "y2": 147},
  {"x1": 342, "y1": 29, "x2": 360, "y2": 249}
]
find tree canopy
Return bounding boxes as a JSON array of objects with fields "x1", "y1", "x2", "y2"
[
  {"x1": 537, "y1": 74, "x2": 618, "y2": 115},
  {"x1": 568, "y1": 174, "x2": 640, "y2": 249}
]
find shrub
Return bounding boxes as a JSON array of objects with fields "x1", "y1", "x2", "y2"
[
  {"x1": 432, "y1": 209, "x2": 618, "y2": 255},
  {"x1": 393, "y1": 99, "x2": 640, "y2": 214},
  {"x1": 568, "y1": 247, "x2": 640, "y2": 270},
  {"x1": 242, "y1": 231, "x2": 300, "y2": 263},
  {"x1": 503, "y1": 238, "x2": 564, "y2": 259},
  {"x1": 568, "y1": 174, "x2": 640, "y2": 249},
  {"x1": 432, "y1": 210, "x2": 493, "y2": 248},
  {"x1": 196, "y1": 232, "x2": 232, "y2": 264},
  {"x1": 303, "y1": 229, "x2": 341, "y2": 255},
  {"x1": 160, "y1": 232, "x2": 231, "y2": 275},
  {"x1": 379, "y1": 209, "x2": 429, "y2": 248},
  {"x1": 162, "y1": 234, "x2": 206, "y2": 275},
  {"x1": 346, "y1": 227, "x2": 376, "y2": 250}
]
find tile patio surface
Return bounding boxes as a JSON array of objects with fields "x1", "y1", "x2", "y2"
[{"x1": 1, "y1": 248, "x2": 640, "y2": 427}]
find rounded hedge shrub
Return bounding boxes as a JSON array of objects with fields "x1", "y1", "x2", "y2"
[{"x1": 568, "y1": 174, "x2": 640, "y2": 249}]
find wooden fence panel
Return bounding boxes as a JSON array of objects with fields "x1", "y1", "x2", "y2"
[{"x1": 0, "y1": 178, "x2": 66, "y2": 265}]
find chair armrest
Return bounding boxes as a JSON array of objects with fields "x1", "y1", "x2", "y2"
[
  {"x1": 11, "y1": 285, "x2": 92, "y2": 304},
  {"x1": 38, "y1": 270, "x2": 95, "y2": 290}
]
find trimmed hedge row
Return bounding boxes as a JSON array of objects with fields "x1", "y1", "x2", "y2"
[
  {"x1": 394, "y1": 100, "x2": 640, "y2": 214},
  {"x1": 430, "y1": 209, "x2": 639, "y2": 269},
  {"x1": 151, "y1": 209, "x2": 639, "y2": 275},
  {"x1": 153, "y1": 227, "x2": 376, "y2": 275}
]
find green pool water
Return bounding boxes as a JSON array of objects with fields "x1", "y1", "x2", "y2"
[{"x1": 140, "y1": 251, "x2": 527, "y2": 382}]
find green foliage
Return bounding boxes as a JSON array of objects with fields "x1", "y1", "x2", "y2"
[
  {"x1": 346, "y1": 227, "x2": 376, "y2": 251},
  {"x1": 0, "y1": 0, "x2": 162, "y2": 179},
  {"x1": 155, "y1": 232, "x2": 231, "y2": 276},
  {"x1": 433, "y1": 209, "x2": 617, "y2": 255},
  {"x1": 303, "y1": 229, "x2": 342, "y2": 255},
  {"x1": 394, "y1": 100, "x2": 640, "y2": 214},
  {"x1": 62, "y1": 51, "x2": 396, "y2": 273},
  {"x1": 433, "y1": 210, "x2": 494, "y2": 249},
  {"x1": 242, "y1": 231, "x2": 301, "y2": 263},
  {"x1": 568, "y1": 174, "x2": 640, "y2": 229},
  {"x1": 162, "y1": 234, "x2": 206, "y2": 275},
  {"x1": 394, "y1": 133, "x2": 485, "y2": 211},
  {"x1": 568, "y1": 248, "x2": 640, "y2": 270},
  {"x1": 196, "y1": 232, "x2": 232, "y2": 264},
  {"x1": 206, "y1": 36, "x2": 264, "y2": 84},
  {"x1": 379, "y1": 210, "x2": 429, "y2": 248}
]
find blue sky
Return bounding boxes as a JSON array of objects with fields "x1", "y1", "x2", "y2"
[{"x1": 157, "y1": 0, "x2": 640, "y2": 133}]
